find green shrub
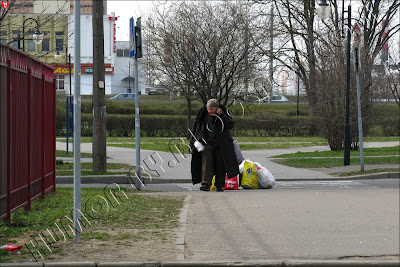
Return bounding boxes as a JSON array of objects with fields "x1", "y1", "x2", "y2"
[
  {"x1": 233, "y1": 116, "x2": 318, "y2": 137},
  {"x1": 54, "y1": 101, "x2": 398, "y2": 138},
  {"x1": 379, "y1": 118, "x2": 400, "y2": 136}
]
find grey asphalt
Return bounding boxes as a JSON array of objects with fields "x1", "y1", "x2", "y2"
[
  {"x1": 3, "y1": 142, "x2": 399, "y2": 266},
  {"x1": 56, "y1": 141, "x2": 400, "y2": 183},
  {"x1": 183, "y1": 185, "x2": 400, "y2": 262}
]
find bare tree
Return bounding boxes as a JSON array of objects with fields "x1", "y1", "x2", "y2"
[
  {"x1": 146, "y1": 1, "x2": 264, "y2": 132},
  {"x1": 255, "y1": 0, "x2": 400, "y2": 150}
]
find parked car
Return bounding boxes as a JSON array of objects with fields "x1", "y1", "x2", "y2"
[
  {"x1": 109, "y1": 93, "x2": 135, "y2": 100},
  {"x1": 260, "y1": 95, "x2": 288, "y2": 102}
]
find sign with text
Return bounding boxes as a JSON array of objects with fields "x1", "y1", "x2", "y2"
[
  {"x1": 129, "y1": 17, "x2": 135, "y2": 57},
  {"x1": 54, "y1": 67, "x2": 73, "y2": 74}
]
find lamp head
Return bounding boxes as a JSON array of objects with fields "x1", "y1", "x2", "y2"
[
  {"x1": 316, "y1": 0, "x2": 332, "y2": 20},
  {"x1": 32, "y1": 29, "x2": 43, "y2": 45},
  {"x1": 55, "y1": 51, "x2": 62, "y2": 62}
]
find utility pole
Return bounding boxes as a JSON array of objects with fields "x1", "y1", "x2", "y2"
[
  {"x1": 244, "y1": 3, "x2": 249, "y2": 101},
  {"x1": 92, "y1": 0, "x2": 107, "y2": 172},
  {"x1": 73, "y1": 0, "x2": 81, "y2": 244},
  {"x1": 268, "y1": 6, "x2": 274, "y2": 104},
  {"x1": 128, "y1": 61, "x2": 131, "y2": 93},
  {"x1": 343, "y1": 3, "x2": 351, "y2": 166}
]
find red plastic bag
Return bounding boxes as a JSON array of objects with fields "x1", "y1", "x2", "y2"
[{"x1": 223, "y1": 174, "x2": 240, "y2": 190}]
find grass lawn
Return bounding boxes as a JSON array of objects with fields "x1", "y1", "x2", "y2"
[
  {"x1": 272, "y1": 146, "x2": 400, "y2": 158},
  {"x1": 0, "y1": 188, "x2": 184, "y2": 263},
  {"x1": 333, "y1": 168, "x2": 400, "y2": 177},
  {"x1": 272, "y1": 146, "x2": 399, "y2": 168},
  {"x1": 56, "y1": 150, "x2": 93, "y2": 158},
  {"x1": 55, "y1": 136, "x2": 399, "y2": 153},
  {"x1": 56, "y1": 162, "x2": 134, "y2": 176}
]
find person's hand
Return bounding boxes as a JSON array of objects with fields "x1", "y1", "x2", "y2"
[{"x1": 216, "y1": 108, "x2": 222, "y2": 115}]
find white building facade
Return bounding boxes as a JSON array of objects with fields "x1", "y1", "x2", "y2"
[
  {"x1": 112, "y1": 41, "x2": 146, "y2": 95},
  {"x1": 65, "y1": 13, "x2": 145, "y2": 95}
]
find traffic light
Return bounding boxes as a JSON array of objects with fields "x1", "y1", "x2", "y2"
[{"x1": 135, "y1": 17, "x2": 143, "y2": 58}]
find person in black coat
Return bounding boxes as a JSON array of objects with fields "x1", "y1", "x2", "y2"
[{"x1": 190, "y1": 99, "x2": 239, "y2": 191}]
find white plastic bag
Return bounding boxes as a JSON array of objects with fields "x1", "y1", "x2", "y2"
[
  {"x1": 256, "y1": 166, "x2": 276, "y2": 189},
  {"x1": 239, "y1": 160, "x2": 246, "y2": 174}
]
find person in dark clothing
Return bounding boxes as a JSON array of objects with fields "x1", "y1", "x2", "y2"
[{"x1": 190, "y1": 99, "x2": 239, "y2": 191}]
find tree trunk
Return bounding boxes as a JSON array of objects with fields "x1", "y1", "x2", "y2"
[
  {"x1": 186, "y1": 95, "x2": 192, "y2": 140},
  {"x1": 92, "y1": 0, "x2": 107, "y2": 173}
]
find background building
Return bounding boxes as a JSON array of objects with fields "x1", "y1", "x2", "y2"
[
  {"x1": 0, "y1": 14, "x2": 68, "y2": 64},
  {"x1": 6, "y1": 0, "x2": 106, "y2": 15},
  {"x1": 112, "y1": 41, "x2": 146, "y2": 95},
  {"x1": 1, "y1": 1, "x2": 146, "y2": 95}
]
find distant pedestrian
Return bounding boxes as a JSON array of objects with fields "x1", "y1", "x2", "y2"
[{"x1": 190, "y1": 99, "x2": 239, "y2": 191}]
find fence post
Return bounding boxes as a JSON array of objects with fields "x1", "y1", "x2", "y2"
[
  {"x1": 25, "y1": 67, "x2": 32, "y2": 211},
  {"x1": 6, "y1": 59, "x2": 12, "y2": 226},
  {"x1": 53, "y1": 78, "x2": 56, "y2": 192},
  {"x1": 67, "y1": 96, "x2": 69, "y2": 154},
  {"x1": 41, "y1": 73, "x2": 45, "y2": 199}
]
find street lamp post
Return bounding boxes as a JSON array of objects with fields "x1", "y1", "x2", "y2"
[
  {"x1": 296, "y1": 70, "x2": 300, "y2": 116},
  {"x1": 17, "y1": 18, "x2": 44, "y2": 51},
  {"x1": 55, "y1": 43, "x2": 72, "y2": 95},
  {"x1": 343, "y1": 3, "x2": 352, "y2": 166},
  {"x1": 317, "y1": 0, "x2": 351, "y2": 166},
  {"x1": 128, "y1": 61, "x2": 131, "y2": 93},
  {"x1": 55, "y1": 44, "x2": 73, "y2": 154}
]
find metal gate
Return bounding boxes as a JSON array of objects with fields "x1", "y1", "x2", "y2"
[{"x1": 0, "y1": 43, "x2": 56, "y2": 225}]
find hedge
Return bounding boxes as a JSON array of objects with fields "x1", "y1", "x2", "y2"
[
  {"x1": 55, "y1": 101, "x2": 399, "y2": 137},
  {"x1": 56, "y1": 111, "x2": 320, "y2": 137}
]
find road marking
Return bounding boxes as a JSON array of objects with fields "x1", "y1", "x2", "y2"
[
  {"x1": 276, "y1": 180, "x2": 379, "y2": 189},
  {"x1": 176, "y1": 181, "x2": 381, "y2": 191}
]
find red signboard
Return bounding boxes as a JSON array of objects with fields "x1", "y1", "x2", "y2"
[{"x1": 1, "y1": 1, "x2": 9, "y2": 9}]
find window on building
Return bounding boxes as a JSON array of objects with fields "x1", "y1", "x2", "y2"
[
  {"x1": 56, "y1": 39, "x2": 64, "y2": 52},
  {"x1": 25, "y1": 32, "x2": 35, "y2": 52},
  {"x1": 123, "y1": 49, "x2": 130, "y2": 57},
  {"x1": 27, "y1": 40, "x2": 35, "y2": 52},
  {"x1": 0, "y1": 31, "x2": 6, "y2": 43},
  {"x1": 12, "y1": 30, "x2": 21, "y2": 36},
  {"x1": 117, "y1": 49, "x2": 124, "y2": 57},
  {"x1": 55, "y1": 75, "x2": 65, "y2": 90},
  {"x1": 11, "y1": 30, "x2": 21, "y2": 47},
  {"x1": 41, "y1": 32, "x2": 50, "y2": 52},
  {"x1": 117, "y1": 49, "x2": 131, "y2": 57},
  {"x1": 11, "y1": 40, "x2": 18, "y2": 47},
  {"x1": 55, "y1": 31, "x2": 64, "y2": 36},
  {"x1": 42, "y1": 39, "x2": 50, "y2": 51}
]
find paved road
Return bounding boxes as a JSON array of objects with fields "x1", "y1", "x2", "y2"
[
  {"x1": 183, "y1": 179, "x2": 400, "y2": 261},
  {"x1": 56, "y1": 141, "x2": 399, "y2": 181},
  {"x1": 57, "y1": 178, "x2": 399, "y2": 191}
]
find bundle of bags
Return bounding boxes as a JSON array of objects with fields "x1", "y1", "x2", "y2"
[
  {"x1": 239, "y1": 159, "x2": 276, "y2": 189},
  {"x1": 209, "y1": 140, "x2": 276, "y2": 190}
]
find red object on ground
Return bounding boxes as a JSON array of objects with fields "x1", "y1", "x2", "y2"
[
  {"x1": 223, "y1": 175, "x2": 240, "y2": 190},
  {"x1": 6, "y1": 243, "x2": 23, "y2": 251}
]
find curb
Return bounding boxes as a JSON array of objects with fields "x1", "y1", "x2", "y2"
[
  {"x1": 277, "y1": 172, "x2": 400, "y2": 182},
  {"x1": 56, "y1": 175, "x2": 191, "y2": 185},
  {"x1": 1, "y1": 260, "x2": 399, "y2": 266},
  {"x1": 55, "y1": 172, "x2": 399, "y2": 185}
]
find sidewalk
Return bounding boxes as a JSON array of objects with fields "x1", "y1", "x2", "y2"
[{"x1": 55, "y1": 141, "x2": 400, "y2": 183}]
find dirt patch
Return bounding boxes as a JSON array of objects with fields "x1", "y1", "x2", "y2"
[
  {"x1": 4, "y1": 222, "x2": 181, "y2": 264},
  {"x1": 2, "y1": 192, "x2": 190, "y2": 264},
  {"x1": 43, "y1": 228, "x2": 180, "y2": 263}
]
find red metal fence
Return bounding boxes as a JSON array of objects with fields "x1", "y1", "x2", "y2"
[{"x1": 0, "y1": 43, "x2": 56, "y2": 225}]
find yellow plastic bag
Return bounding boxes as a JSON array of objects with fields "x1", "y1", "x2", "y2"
[
  {"x1": 241, "y1": 161, "x2": 258, "y2": 189},
  {"x1": 210, "y1": 176, "x2": 216, "y2": 190}
]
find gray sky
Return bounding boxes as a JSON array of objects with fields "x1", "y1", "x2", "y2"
[{"x1": 107, "y1": 0, "x2": 155, "y2": 41}]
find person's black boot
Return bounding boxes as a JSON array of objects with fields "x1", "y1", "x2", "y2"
[
  {"x1": 200, "y1": 184, "x2": 210, "y2": 191},
  {"x1": 216, "y1": 186, "x2": 224, "y2": 192}
]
